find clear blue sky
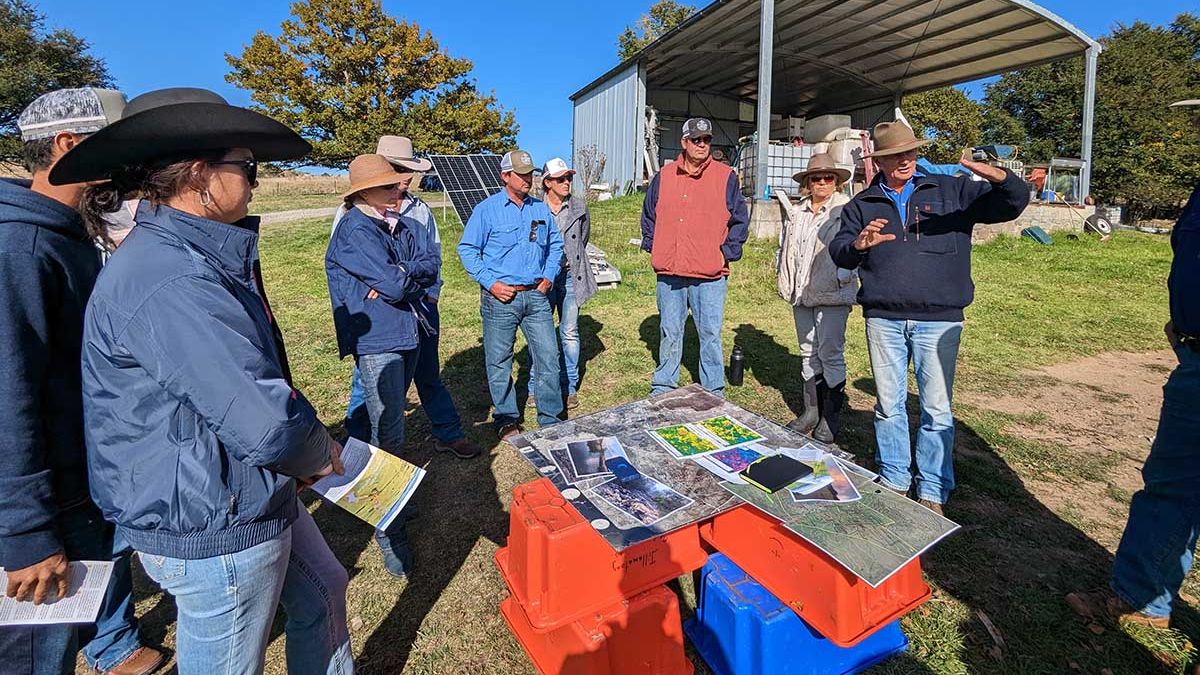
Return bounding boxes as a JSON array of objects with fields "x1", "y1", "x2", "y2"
[{"x1": 36, "y1": 0, "x2": 1197, "y2": 170}]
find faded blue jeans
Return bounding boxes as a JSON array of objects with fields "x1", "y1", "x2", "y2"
[
  {"x1": 866, "y1": 317, "x2": 962, "y2": 504},
  {"x1": 1112, "y1": 346, "x2": 1200, "y2": 618},
  {"x1": 532, "y1": 271, "x2": 578, "y2": 396},
  {"x1": 357, "y1": 350, "x2": 420, "y2": 577},
  {"x1": 652, "y1": 275, "x2": 727, "y2": 397},
  {"x1": 0, "y1": 502, "x2": 143, "y2": 674},
  {"x1": 480, "y1": 287, "x2": 564, "y2": 429},
  {"x1": 139, "y1": 505, "x2": 352, "y2": 675}
]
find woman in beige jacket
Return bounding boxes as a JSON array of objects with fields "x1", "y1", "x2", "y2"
[{"x1": 774, "y1": 153, "x2": 857, "y2": 443}]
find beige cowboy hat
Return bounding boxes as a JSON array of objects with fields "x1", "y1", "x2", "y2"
[
  {"x1": 342, "y1": 154, "x2": 407, "y2": 200},
  {"x1": 376, "y1": 135, "x2": 432, "y2": 172},
  {"x1": 792, "y1": 152, "x2": 851, "y2": 185},
  {"x1": 862, "y1": 121, "x2": 932, "y2": 158}
]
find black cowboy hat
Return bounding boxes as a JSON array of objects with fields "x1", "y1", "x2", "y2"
[{"x1": 49, "y1": 87, "x2": 311, "y2": 185}]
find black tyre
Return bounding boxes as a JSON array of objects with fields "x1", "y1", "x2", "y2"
[{"x1": 1084, "y1": 214, "x2": 1113, "y2": 236}]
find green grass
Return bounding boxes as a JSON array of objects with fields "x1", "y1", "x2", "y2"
[{"x1": 131, "y1": 193, "x2": 1189, "y2": 674}]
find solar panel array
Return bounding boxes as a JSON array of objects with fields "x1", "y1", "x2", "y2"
[{"x1": 428, "y1": 154, "x2": 504, "y2": 224}]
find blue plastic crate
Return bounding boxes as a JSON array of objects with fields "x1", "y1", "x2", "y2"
[{"x1": 684, "y1": 554, "x2": 908, "y2": 675}]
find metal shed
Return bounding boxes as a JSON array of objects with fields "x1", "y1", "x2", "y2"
[{"x1": 571, "y1": 0, "x2": 1100, "y2": 208}]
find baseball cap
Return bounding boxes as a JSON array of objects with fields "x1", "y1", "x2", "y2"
[
  {"x1": 18, "y1": 87, "x2": 126, "y2": 142},
  {"x1": 682, "y1": 118, "x2": 714, "y2": 139},
  {"x1": 500, "y1": 149, "x2": 536, "y2": 174},
  {"x1": 541, "y1": 157, "x2": 575, "y2": 179}
]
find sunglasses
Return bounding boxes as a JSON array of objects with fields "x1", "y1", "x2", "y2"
[
  {"x1": 809, "y1": 174, "x2": 837, "y2": 184},
  {"x1": 545, "y1": 176, "x2": 572, "y2": 184},
  {"x1": 529, "y1": 219, "x2": 544, "y2": 242},
  {"x1": 210, "y1": 159, "x2": 258, "y2": 185},
  {"x1": 687, "y1": 136, "x2": 713, "y2": 146}
]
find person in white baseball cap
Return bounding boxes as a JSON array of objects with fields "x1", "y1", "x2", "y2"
[{"x1": 529, "y1": 158, "x2": 597, "y2": 409}]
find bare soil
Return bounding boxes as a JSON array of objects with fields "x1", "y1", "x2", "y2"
[{"x1": 963, "y1": 350, "x2": 1175, "y2": 547}]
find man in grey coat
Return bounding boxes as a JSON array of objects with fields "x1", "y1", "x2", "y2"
[{"x1": 537, "y1": 157, "x2": 597, "y2": 409}]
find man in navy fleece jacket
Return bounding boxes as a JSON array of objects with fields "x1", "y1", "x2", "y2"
[{"x1": 829, "y1": 122, "x2": 1029, "y2": 515}]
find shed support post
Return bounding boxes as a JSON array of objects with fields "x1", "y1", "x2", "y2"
[
  {"x1": 1080, "y1": 45, "x2": 1098, "y2": 200},
  {"x1": 753, "y1": 0, "x2": 774, "y2": 201}
]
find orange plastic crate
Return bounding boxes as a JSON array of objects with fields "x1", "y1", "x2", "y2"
[
  {"x1": 496, "y1": 478, "x2": 709, "y2": 630},
  {"x1": 699, "y1": 504, "x2": 931, "y2": 647},
  {"x1": 500, "y1": 585, "x2": 694, "y2": 675}
]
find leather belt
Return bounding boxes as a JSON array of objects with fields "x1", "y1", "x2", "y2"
[{"x1": 509, "y1": 284, "x2": 537, "y2": 291}]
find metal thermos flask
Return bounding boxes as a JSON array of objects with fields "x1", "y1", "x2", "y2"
[{"x1": 728, "y1": 345, "x2": 745, "y2": 386}]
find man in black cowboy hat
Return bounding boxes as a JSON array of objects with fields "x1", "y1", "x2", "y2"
[
  {"x1": 829, "y1": 121, "x2": 1029, "y2": 515},
  {"x1": 0, "y1": 88, "x2": 165, "y2": 675},
  {"x1": 1067, "y1": 98, "x2": 1200, "y2": 634}
]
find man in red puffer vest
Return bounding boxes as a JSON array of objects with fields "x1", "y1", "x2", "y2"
[{"x1": 640, "y1": 117, "x2": 749, "y2": 397}]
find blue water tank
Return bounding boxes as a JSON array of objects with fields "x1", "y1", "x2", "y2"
[{"x1": 684, "y1": 554, "x2": 909, "y2": 675}]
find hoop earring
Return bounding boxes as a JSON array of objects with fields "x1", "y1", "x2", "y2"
[{"x1": 199, "y1": 189, "x2": 212, "y2": 207}]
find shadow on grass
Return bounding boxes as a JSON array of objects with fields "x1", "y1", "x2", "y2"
[
  {"x1": 732, "y1": 323, "x2": 804, "y2": 418},
  {"x1": 514, "y1": 312, "x2": 607, "y2": 411},
  {"x1": 839, "y1": 377, "x2": 1199, "y2": 674},
  {"x1": 301, "y1": 340, "x2": 507, "y2": 674}
]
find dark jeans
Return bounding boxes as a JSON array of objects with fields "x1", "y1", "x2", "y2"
[
  {"x1": 1112, "y1": 346, "x2": 1200, "y2": 617},
  {"x1": 357, "y1": 350, "x2": 420, "y2": 577},
  {"x1": 0, "y1": 502, "x2": 142, "y2": 674}
]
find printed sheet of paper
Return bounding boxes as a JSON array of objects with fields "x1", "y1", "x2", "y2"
[
  {"x1": 691, "y1": 444, "x2": 767, "y2": 484},
  {"x1": 693, "y1": 415, "x2": 765, "y2": 447},
  {"x1": 591, "y1": 475, "x2": 695, "y2": 526},
  {"x1": 0, "y1": 561, "x2": 113, "y2": 626},
  {"x1": 311, "y1": 438, "x2": 425, "y2": 531},
  {"x1": 647, "y1": 422, "x2": 724, "y2": 458},
  {"x1": 790, "y1": 454, "x2": 861, "y2": 503}
]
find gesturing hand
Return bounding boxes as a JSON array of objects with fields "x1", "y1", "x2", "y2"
[
  {"x1": 853, "y1": 218, "x2": 896, "y2": 251},
  {"x1": 490, "y1": 281, "x2": 517, "y2": 303},
  {"x1": 959, "y1": 149, "x2": 1008, "y2": 183},
  {"x1": 5, "y1": 550, "x2": 70, "y2": 605}
]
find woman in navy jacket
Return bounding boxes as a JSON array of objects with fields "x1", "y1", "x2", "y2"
[
  {"x1": 52, "y1": 88, "x2": 353, "y2": 675},
  {"x1": 326, "y1": 153, "x2": 438, "y2": 578}
]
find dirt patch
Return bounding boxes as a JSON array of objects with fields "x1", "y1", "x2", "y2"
[{"x1": 963, "y1": 350, "x2": 1175, "y2": 546}]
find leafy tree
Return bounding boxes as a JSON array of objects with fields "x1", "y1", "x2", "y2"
[
  {"x1": 618, "y1": 0, "x2": 696, "y2": 61},
  {"x1": 981, "y1": 14, "x2": 1200, "y2": 219},
  {"x1": 226, "y1": 0, "x2": 517, "y2": 169},
  {"x1": 0, "y1": 0, "x2": 111, "y2": 166},
  {"x1": 901, "y1": 87, "x2": 982, "y2": 163}
]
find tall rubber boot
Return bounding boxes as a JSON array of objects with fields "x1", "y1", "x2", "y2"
[
  {"x1": 813, "y1": 380, "x2": 845, "y2": 444},
  {"x1": 786, "y1": 375, "x2": 821, "y2": 434}
]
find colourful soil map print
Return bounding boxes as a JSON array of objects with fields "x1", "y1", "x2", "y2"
[
  {"x1": 697, "y1": 415, "x2": 764, "y2": 446},
  {"x1": 649, "y1": 423, "x2": 721, "y2": 457}
]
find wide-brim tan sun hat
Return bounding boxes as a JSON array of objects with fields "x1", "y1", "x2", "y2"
[
  {"x1": 342, "y1": 154, "x2": 406, "y2": 200},
  {"x1": 376, "y1": 135, "x2": 432, "y2": 172},
  {"x1": 793, "y1": 152, "x2": 851, "y2": 185},
  {"x1": 862, "y1": 121, "x2": 932, "y2": 158},
  {"x1": 1170, "y1": 100, "x2": 1200, "y2": 107}
]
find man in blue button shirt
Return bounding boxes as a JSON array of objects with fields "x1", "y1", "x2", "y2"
[
  {"x1": 1068, "y1": 99, "x2": 1200, "y2": 631},
  {"x1": 458, "y1": 149, "x2": 565, "y2": 440}
]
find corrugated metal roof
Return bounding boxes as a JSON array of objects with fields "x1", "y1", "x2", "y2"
[{"x1": 573, "y1": 0, "x2": 1099, "y2": 115}]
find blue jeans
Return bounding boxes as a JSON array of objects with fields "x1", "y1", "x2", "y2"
[
  {"x1": 480, "y1": 287, "x2": 564, "y2": 429},
  {"x1": 139, "y1": 505, "x2": 352, "y2": 675},
  {"x1": 344, "y1": 305, "x2": 464, "y2": 444},
  {"x1": 1111, "y1": 346, "x2": 1200, "y2": 618},
  {"x1": 532, "y1": 271, "x2": 578, "y2": 396},
  {"x1": 356, "y1": 350, "x2": 419, "y2": 577},
  {"x1": 343, "y1": 368, "x2": 370, "y2": 442},
  {"x1": 0, "y1": 502, "x2": 143, "y2": 674},
  {"x1": 865, "y1": 317, "x2": 962, "y2": 504},
  {"x1": 652, "y1": 275, "x2": 727, "y2": 397}
]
